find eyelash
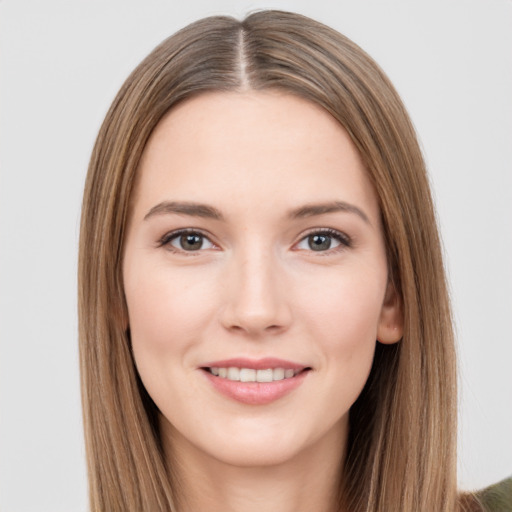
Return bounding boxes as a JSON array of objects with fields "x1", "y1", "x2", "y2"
[
  {"x1": 157, "y1": 228, "x2": 352, "y2": 255},
  {"x1": 297, "y1": 228, "x2": 352, "y2": 254},
  {"x1": 157, "y1": 228, "x2": 216, "y2": 255}
]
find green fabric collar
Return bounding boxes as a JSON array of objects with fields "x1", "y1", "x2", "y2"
[{"x1": 476, "y1": 476, "x2": 512, "y2": 511}]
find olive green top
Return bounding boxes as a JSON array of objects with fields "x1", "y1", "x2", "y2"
[{"x1": 476, "y1": 476, "x2": 512, "y2": 512}]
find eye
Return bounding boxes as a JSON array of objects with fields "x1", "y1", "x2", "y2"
[
  {"x1": 160, "y1": 230, "x2": 215, "y2": 252},
  {"x1": 295, "y1": 229, "x2": 351, "y2": 252}
]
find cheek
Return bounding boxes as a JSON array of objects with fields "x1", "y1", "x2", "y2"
[
  {"x1": 300, "y1": 267, "x2": 386, "y2": 344},
  {"x1": 125, "y1": 263, "x2": 219, "y2": 365},
  {"x1": 296, "y1": 265, "x2": 386, "y2": 392},
  {"x1": 124, "y1": 263, "x2": 222, "y2": 419}
]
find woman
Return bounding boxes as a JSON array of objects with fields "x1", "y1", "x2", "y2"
[{"x1": 78, "y1": 10, "x2": 495, "y2": 511}]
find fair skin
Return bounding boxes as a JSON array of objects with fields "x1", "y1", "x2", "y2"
[{"x1": 123, "y1": 91, "x2": 402, "y2": 512}]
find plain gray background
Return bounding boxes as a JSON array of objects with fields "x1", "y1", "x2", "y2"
[{"x1": 1, "y1": 1, "x2": 511, "y2": 511}]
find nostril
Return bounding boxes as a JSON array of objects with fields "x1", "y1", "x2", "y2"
[{"x1": 219, "y1": 292, "x2": 293, "y2": 335}]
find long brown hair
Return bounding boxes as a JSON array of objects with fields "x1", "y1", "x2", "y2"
[{"x1": 79, "y1": 10, "x2": 469, "y2": 511}]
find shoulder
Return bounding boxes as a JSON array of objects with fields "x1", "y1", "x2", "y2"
[{"x1": 475, "y1": 476, "x2": 512, "y2": 512}]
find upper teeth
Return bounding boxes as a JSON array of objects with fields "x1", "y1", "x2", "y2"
[{"x1": 210, "y1": 367, "x2": 298, "y2": 382}]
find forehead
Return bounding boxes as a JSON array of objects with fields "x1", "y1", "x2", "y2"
[{"x1": 134, "y1": 91, "x2": 379, "y2": 222}]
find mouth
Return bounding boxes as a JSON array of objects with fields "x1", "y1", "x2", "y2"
[
  {"x1": 200, "y1": 358, "x2": 312, "y2": 405},
  {"x1": 203, "y1": 366, "x2": 308, "y2": 382}
]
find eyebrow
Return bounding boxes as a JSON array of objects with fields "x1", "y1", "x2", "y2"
[
  {"x1": 144, "y1": 201, "x2": 225, "y2": 221},
  {"x1": 288, "y1": 201, "x2": 370, "y2": 224},
  {"x1": 144, "y1": 200, "x2": 370, "y2": 224}
]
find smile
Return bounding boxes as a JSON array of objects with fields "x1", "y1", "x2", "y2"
[
  {"x1": 201, "y1": 358, "x2": 311, "y2": 405},
  {"x1": 208, "y1": 367, "x2": 301, "y2": 382}
]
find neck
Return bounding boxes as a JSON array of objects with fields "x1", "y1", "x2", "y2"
[{"x1": 162, "y1": 420, "x2": 347, "y2": 512}]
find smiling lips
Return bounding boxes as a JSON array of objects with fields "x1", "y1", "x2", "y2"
[{"x1": 201, "y1": 358, "x2": 311, "y2": 405}]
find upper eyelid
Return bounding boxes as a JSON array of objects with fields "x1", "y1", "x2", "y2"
[
  {"x1": 299, "y1": 227, "x2": 347, "y2": 236},
  {"x1": 296, "y1": 227, "x2": 351, "y2": 243}
]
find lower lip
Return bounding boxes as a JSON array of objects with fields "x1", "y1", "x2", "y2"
[{"x1": 202, "y1": 369, "x2": 309, "y2": 405}]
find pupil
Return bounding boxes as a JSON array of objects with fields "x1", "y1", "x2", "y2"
[
  {"x1": 181, "y1": 234, "x2": 202, "y2": 250},
  {"x1": 309, "y1": 234, "x2": 331, "y2": 251}
]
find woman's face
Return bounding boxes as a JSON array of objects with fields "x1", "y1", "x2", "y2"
[{"x1": 123, "y1": 91, "x2": 402, "y2": 468}]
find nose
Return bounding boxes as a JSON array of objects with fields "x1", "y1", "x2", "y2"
[{"x1": 219, "y1": 247, "x2": 292, "y2": 336}]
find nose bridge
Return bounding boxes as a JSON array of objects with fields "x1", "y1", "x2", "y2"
[{"x1": 221, "y1": 238, "x2": 291, "y2": 335}]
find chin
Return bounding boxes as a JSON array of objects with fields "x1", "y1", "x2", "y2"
[
  {"x1": 162, "y1": 410, "x2": 347, "y2": 471},
  {"x1": 211, "y1": 437, "x2": 305, "y2": 468}
]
